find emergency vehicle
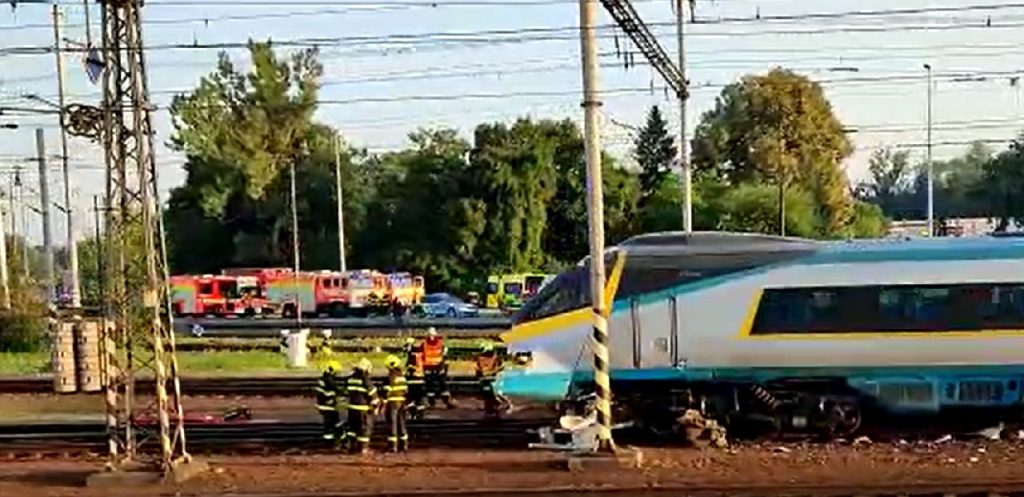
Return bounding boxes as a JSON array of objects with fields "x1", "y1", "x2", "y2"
[
  {"x1": 385, "y1": 272, "x2": 426, "y2": 308},
  {"x1": 265, "y1": 270, "x2": 348, "y2": 318},
  {"x1": 170, "y1": 274, "x2": 264, "y2": 317},
  {"x1": 344, "y1": 269, "x2": 389, "y2": 316}
]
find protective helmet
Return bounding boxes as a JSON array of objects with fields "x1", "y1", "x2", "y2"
[
  {"x1": 322, "y1": 330, "x2": 333, "y2": 339},
  {"x1": 355, "y1": 358, "x2": 373, "y2": 372},
  {"x1": 480, "y1": 342, "x2": 494, "y2": 353},
  {"x1": 427, "y1": 327, "x2": 438, "y2": 338},
  {"x1": 324, "y1": 360, "x2": 342, "y2": 373},
  {"x1": 405, "y1": 337, "x2": 416, "y2": 346},
  {"x1": 385, "y1": 355, "x2": 402, "y2": 370}
]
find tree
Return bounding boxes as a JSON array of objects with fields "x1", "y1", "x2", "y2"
[
  {"x1": 634, "y1": 106, "x2": 676, "y2": 203},
  {"x1": 980, "y1": 135, "x2": 1024, "y2": 231},
  {"x1": 713, "y1": 183, "x2": 821, "y2": 238},
  {"x1": 692, "y1": 68, "x2": 854, "y2": 234},
  {"x1": 165, "y1": 42, "x2": 371, "y2": 272},
  {"x1": 859, "y1": 148, "x2": 912, "y2": 208}
]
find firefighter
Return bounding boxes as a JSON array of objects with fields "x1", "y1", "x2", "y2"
[
  {"x1": 404, "y1": 337, "x2": 426, "y2": 419},
  {"x1": 343, "y1": 358, "x2": 377, "y2": 454},
  {"x1": 383, "y1": 355, "x2": 409, "y2": 452},
  {"x1": 475, "y1": 342, "x2": 506, "y2": 417},
  {"x1": 312, "y1": 330, "x2": 334, "y2": 363},
  {"x1": 420, "y1": 327, "x2": 454, "y2": 409},
  {"x1": 314, "y1": 360, "x2": 342, "y2": 442}
]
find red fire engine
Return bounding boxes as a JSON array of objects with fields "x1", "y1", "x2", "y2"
[{"x1": 169, "y1": 274, "x2": 265, "y2": 317}]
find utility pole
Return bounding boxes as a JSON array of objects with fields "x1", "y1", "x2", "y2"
[
  {"x1": 53, "y1": 5, "x2": 81, "y2": 308},
  {"x1": 924, "y1": 63, "x2": 934, "y2": 237},
  {"x1": 676, "y1": 0, "x2": 691, "y2": 233},
  {"x1": 83, "y1": 0, "x2": 93, "y2": 48},
  {"x1": 579, "y1": 0, "x2": 614, "y2": 452},
  {"x1": 93, "y1": 195, "x2": 103, "y2": 309},
  {"x1": 0, "y1": 197, "x2": 10, "y2": 310},
  {"x1": 8, "y1": 173, "x2": 17, "y2": 279},
  {"x1": 50, "y1": 0, "x2": 194, "y2": 475},
  {"x1": 17, "y1": 168, "x2": 27, "y2": 279},
  {"x1": 289, "y1": 157, "x2": 302, "y2": 323},
  {"x1": 36, "y1": 128, "x2": 55, "y2": 304},
  {"x1": 333, "y1": 135, "x2": 346, "y2": 273}
]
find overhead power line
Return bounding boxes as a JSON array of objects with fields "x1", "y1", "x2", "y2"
[{"x1": 7, "y1": 17, "x2": 1024, "y2": 56}]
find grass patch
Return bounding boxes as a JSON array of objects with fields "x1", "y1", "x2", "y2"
[
  {"x1": 0, "y1": 350, "x2": 474, "y2": 377},
  {"x1": 0, "y1": 351, "x2": 48, "y2": 376}
]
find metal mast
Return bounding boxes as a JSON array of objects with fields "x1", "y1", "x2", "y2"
[{"x1": 94, "y1": 0, "x2": 188, "y2": 472}]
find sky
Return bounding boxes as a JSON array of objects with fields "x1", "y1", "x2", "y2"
[{"x1": 2, "y1": 0, "x2": 1024, "y2": 245}]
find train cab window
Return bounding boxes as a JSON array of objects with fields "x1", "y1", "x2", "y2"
[{"x1": 513, "y1": 268, "x2": 590, "y2": 324}]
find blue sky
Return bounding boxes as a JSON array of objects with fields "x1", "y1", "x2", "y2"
[{"x1": 2, "y1": 0, "x2": 1024, "y2": 244}]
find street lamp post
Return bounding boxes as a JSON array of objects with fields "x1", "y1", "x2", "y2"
[{"x1": 924, "y1": 63, "x2": 934, "y2": 237}]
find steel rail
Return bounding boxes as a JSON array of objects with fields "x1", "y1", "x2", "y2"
[{"x1": 0, "y1": 376, "x2": 487, "y2": 396}]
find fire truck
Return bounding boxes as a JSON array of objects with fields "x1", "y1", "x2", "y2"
[
  {"x1": 344, "y1": 269, "x2": 389, "y2": 316},
  {"x1": 266, "y1": 270, "x2": 349, "y2": 318},
  {"x1": 170, "y1": 274, "x2": 265, "y2": 317},
  {"x1": 385, "y1": 272, "x2": 426, "y2": 308}
]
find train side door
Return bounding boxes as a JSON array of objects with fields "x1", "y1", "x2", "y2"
[{"x1": 628, "y1": 296, "x2": 675, "y2": 369}]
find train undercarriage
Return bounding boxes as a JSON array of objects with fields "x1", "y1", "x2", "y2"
[{"x1": 556, "y1": 378, "x2": 964, "y2": 443}]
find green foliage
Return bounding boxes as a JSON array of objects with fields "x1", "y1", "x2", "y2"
[
  {"x1": 856, "y1": 142, "x2": 996, "y2": 222},
  {"x1": 0, "y1": 243, "x2": 48, "y2": 353},
  {"x1": 848, "y1": 201, "x2": 889, "y2": 238},
  {"x1": 634, "y1": 105, "x2": 676, "y2": 203},
  {"x1": 980, "y1": 137, "x2": 1024, "y2": 230},
  {"x1": 711, "y1": 183, "x2": 821, "y2": 238},
  {"x1": 165, "y1": 47, "x2": 915, "y2": 296},
  {"x1": 693, "y1": 68, "x2": 854, "y2": 233}
]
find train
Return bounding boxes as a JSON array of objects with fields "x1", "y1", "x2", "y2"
[{"x1": 496, "y1": 231, "x2": 1024, "y2": 438}]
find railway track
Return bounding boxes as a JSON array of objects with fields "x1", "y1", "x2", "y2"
[
  {"x1": 0, "y1": 418, "x2": 549, "y2": 455},
  {"x1": 0, "y1": 376, "x2": 484, "y2": 396},
  {"x1": 318, "y1": 481, "x2": 1024, "y2": 497}
]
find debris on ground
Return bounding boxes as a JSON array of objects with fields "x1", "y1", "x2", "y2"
[
  {"x1": 852, "y1": 436, "x2": 872, "y2": 446},
  {"x1": 678, "y1": 409, "x2": 728, "y2": 448},
  {"x1": 971, "y1": 423, "x2": 1004, "y2": 441},
  {"x1": 933, "y1": 434, "x2": 953, "y2": 444}
]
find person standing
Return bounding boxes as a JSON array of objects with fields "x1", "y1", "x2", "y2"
[
  {"x1": 475, "y1": 342, "x2": 507, "y2": 418},
  {"x1": 404, "y1": 337, "x2": 426, "y2": 419},
  {"x1": 383, "y1": 355, "x2": 409, "y2": 452},
  {"x1": 420, "y1": 327, "x2": 454, "y2": 408},
  {"x1": 343, "y1": 358, "x2": 377, "y2": 454},
  {"x1": 315, "y1": 360, "x2": 342, "y2": 442}
]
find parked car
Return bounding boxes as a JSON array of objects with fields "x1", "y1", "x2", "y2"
[{"x1": 416, "y1": 293, "x2": 480, "y2": 318}]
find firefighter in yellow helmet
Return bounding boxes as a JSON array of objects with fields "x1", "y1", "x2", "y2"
[
  {"x1": 383, "y1": 354, "x2": 409, "y2": 452},
  {"x1": 314, "y1": 360, "x2": 342, "y2": 442},
  {"x1": 343, "y1": 358, "x2": 377, "y2": 454}
]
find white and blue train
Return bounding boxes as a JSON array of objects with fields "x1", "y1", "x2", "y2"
[{"x1": 496, "y1": 232, "x2": 1024, "y2": 436}]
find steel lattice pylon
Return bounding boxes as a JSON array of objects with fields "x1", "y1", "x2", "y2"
[{"x1": 98, "y1": 0, "x2": 189, "y2": 473}]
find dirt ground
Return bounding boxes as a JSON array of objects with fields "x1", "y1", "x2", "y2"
[{"x1": 4, "y1": 440, "x2": 1024, "y2": 496}]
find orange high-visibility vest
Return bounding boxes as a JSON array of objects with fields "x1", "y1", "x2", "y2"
[{"x1": 422, "y1": 337, "x2": 445, "y2": 367}]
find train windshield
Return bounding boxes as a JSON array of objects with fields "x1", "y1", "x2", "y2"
[{"x1": 512, "y1": 267, "x2": 590, "y2": 325}]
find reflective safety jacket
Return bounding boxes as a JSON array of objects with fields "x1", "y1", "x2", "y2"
[
  {"x1": 314, "y1": 371, "x2": 339, "y2": 411},
  {"x1": 384, "y1": 371, "x2": 408, "y2": 405},
  {"x1": 475, "y1": 352, "x2": 502, "y2": 380},
  {"x1": 344, "y1": 372, "x2": 378, "y2": 412},
  {"x1": 406, "y1": 345, "x2": 425, "y2": 381},
  {"x1": 421, "y1": 337, "x2": 446, "y2": 368}
]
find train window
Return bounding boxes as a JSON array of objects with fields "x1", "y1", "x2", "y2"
[
  {"x1": 198, "y1": 282, "x2": 214, "y2": 295},
  {"x1": 752, "y1": 282, "x2": 1024, "y2": 335},
  {"x1": 513, "y1": 268, "x2": 590, "y2": 324}
]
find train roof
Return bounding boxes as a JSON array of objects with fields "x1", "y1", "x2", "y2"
[{"x1": 615, "y1": 231, "x2": 1024, "y2": 264}]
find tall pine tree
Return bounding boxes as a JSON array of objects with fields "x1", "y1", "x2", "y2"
[{"x1": 634, "y1": 105, "x2": 677, "y2": 204}]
